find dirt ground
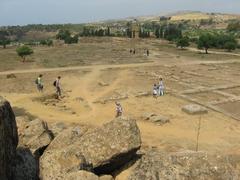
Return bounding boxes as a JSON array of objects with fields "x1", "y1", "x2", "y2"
[{"x1": 1, "y1": 37, "x2": 240, "y2": 179}]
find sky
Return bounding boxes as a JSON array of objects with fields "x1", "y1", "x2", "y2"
[{"x1": 0, "y1": 0, "x2": 240, "y2": 26}]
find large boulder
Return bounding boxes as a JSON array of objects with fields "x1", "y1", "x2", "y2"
[
  {"x1": 128, "y1": 149, "x2": 239, "y2": 180},
  {"x1": 48, "y1": 121, "x2": 68, "y2": 137},
  {"x1": 182, "y1": 104, "x2": 208, "y2": 115},
  {"x1": 40, "y1": 118, "x2": 141, "y2": 179},
  {"x1": 46, "y1": 125, "x2": 89, "y2": 151},
  {"x1": 40, "y1": 147, "x2": 91, "y2": 180},
  {"x1": 99, "y1": 175, "x2": 114, "y2": 180},
  {"x1": 18, "y1": 118, "x2": 53, "y2": 157},
  {"x1": 73, "y1": 118, "x2": 141, "y2": 174},
  {"x1": 39, "y1": 125, "x2": 91, "y2": 179},
  {"x1": 149, "y1": 115, "x2": 170, "y2": 125},
  {"x1": 65, "y1": 171, "x2": 99, "y2": 180},
  {"x1": 0, "y1": 97, "x2": 18, "y2": 180},
  {"x1": 14, "y1": 147, "x2": 38, "y2": 180}
]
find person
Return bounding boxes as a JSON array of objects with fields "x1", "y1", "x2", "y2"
[
  {"x1": 146, "y1": 49, "x2": 150, "y2": 56},
  {"x1": 130, "y1": 49, "x2": 132, "y2": 54},
  {"x1": 115, "y1": 102, "x2": 123, "y2": 117},
  {"x1": 133, "y1": 49, "x2": 136, "y2": 54},
  {"x1": 158, "y1": 78, "x2": 164, "y2": 96},
  {"x1": 54, "y1": 76, "x2": 62, "y2": 99},
  {"x1": 36, "y1": 74, "x2": 43, "y2": 92},
  {"x1": 153, "y1": 84, "x2": 158, "y2": 99}
]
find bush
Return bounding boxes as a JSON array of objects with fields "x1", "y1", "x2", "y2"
[
  {"x1": 56, "y1": 30, "x2": 78, "y2": 44},
  {"x1": 56, "y1": 30, "x2": 71, "y2": 40},
  {"x1": 227, "y1": 21, "x2": 240, "y2": 31},
  {"x1": 16, "y1": 45, "x2": 33, "y2": 62},
  {"x1": 224, "y1": 41, "x2": 237, "y2": 52},
  {"x1": 237, "y1": 43, "x2": 240, "y2": 49},
  {"x1": 176, "y1": 37, "x2": 190, "y2": 49},
  {"x1": 64, "y1": 35, "x2": 78, "y2": 44},
  {"x1": 40, "y1": 39, "x2": 53, "y2": 46},
  {"x1": 197, "y1": 33, "x2": 215, "y2": 54}
]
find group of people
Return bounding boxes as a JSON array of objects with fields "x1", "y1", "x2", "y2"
[
  {"x1": 129, "y1": 48, "x2": 150, "y2": 56},
  {"x1": 36, "y1": 74, "x2": 123, "y2": 117},
  {"x1": 129, "y1": 49, "x2": 136, "y2": 54},
  {"x1": 153, "y1": 78, "x2": 164, "y2": 98},
  {"x1": 35, "y1": 74, "x2": 62, "y2": 99},
  {"x1": 35, "y1": 75, "x2": 164, "y2": 118}
]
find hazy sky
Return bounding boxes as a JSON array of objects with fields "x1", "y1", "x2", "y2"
[{"x1": 0, "y1": 0, "x2": 239, "y2": 26}]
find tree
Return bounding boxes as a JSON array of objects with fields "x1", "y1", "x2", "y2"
[
  {"x1": 197, "y1": 33, "x2": 215, "y2": 54},
  {"x1": 0, "y1": 30, "x2": 11, "y2": 48},
  {"x1": 16, "y1": 46, "x2": 33, "y2": 62},
  {"x1": 64, "y1": 35, "x2": 78, "y2": 44},
  {"x1": 40, "y1": 39, "x2": 53, "y2": 46},
  {"x1": 56, "y1": 30, "x2": 78, "y2": 44},
  {"x1": 106, "y1": 27, "x2": 111, "y2": 36},
  {"x1": 224, "y1": 41, "x2": 237, "y2": 52},
  {"x1": 158, "y1": 23, "x2": 183, "y2": 41},
  {"x1": 46, "y1": 39, "x2": 53, "y2": 46},
  {"x1": 56, "y1": 30, "x2": 71, "y2": 40},
  {"x1": 176, "y1": 37, "x2": 190, "y2": 49},
  {"x1": 227, "y1": 21, "x2": 240, "y2": 31}
]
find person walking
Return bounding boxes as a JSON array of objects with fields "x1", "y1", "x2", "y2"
[
  {"x1": 146, "y1": 49, "x2": 150, "y2": 56},
  {"x1": 115, "y1": 102, "x2": 123, "y2": 118},
  {"x1": 54, "y1": 76, "x2": 62, "y2": 99},
  {"x1": 153, "y1": 84, "x2": 158, "y2": 99},
  {"x1": 36, "y1": 74, "x2": 43, "y2": 92},
  {"x1": 133, "y1": 49, "x2": 136, "y2": 54},
  {"x1": 158, "y1": 78, "x2": 164, "y2": 96}
]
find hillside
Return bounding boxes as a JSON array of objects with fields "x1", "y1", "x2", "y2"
[{"x1": 130, "y1": 11, "x2": 240, "y2": 22}]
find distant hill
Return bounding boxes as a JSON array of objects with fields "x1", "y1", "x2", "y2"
[
  {"x1": 121, "y1": 11, "x2": 240, "y2": 22},
  {"x1": 1, "y1": 11, "x2": 240, "y2": 42}
]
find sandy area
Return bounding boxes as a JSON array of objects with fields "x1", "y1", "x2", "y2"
[{"x1": 0, "y1": 37, "x2": 240, "y2": 179}]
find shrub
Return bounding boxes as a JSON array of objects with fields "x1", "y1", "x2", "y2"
[{"x1": 16, "y1": 45, "x2": 33, "y2": 62}]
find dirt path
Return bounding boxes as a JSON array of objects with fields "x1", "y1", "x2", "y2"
[{"x1": 0, "y1": 58, "x2": 239, "y2": 76}]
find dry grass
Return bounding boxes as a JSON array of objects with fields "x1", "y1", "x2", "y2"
[{"x1": 0, "y1": 37, "x2": 238, "y2": 72}]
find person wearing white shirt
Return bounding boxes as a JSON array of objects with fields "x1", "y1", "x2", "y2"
[{"x1": 158, "y1": 78, "x2": 164, "y2": 96}]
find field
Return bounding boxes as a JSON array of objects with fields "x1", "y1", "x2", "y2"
[{"x1": 1, "y1": 37, "x2": 240, "y2": 179}]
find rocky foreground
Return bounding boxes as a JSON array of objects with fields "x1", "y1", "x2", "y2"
[{"x1": 1, "y1": 96, "x2": 240, "y2": 180}]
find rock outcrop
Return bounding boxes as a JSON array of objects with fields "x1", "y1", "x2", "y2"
[
  {"x1": 182, "y1": 104, "x2": 208, "y2": 115},
  {"x1": 0, "y1": 97, "x2": 18, "y2": 180},
  {"x1": 129, "y1": 149, "x2": 239, "y2": 180},
  {"x1": 73, "y1": 118, "x2": 141, "y2": 174},
  {"x1": 39, "y1": 125, "x2": 91, "y2": 179},
  {"x1": 17, "y1": 118, "x2": 53, "y2": 157},
  {"x1": 46, "y1": 125, "x2": 89, "y2": 151},
  {"x1": 99, "y1": 175, "x2": 114, "y2": 180},
  {"x1": 142, "y1": 113, "x2": 170, "y2": 126},
  {"x1": 40, "y1": 118, "x2": 141, "y2": 179},
  {"x1": 40, "y1": 147, "x2": 91, "y2": 180},
  {"x1": 14, "y1": 147, "x2": 38, "y2": 180},
  {"x1": 65, "y1": 171, "x2": 99, "y2": 180}
]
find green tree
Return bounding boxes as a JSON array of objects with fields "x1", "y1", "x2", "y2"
[
  {"x1": 56, "y1": 30, "x2": 71, "y2": 40},
  {"x1": 224, "y1": 41, "x2": 237, "y2": 52},
  {"x1": 40, "y1": 39, "x2": 53, "y2": 46},
  {"x1": 0, "y1": 30, "x2": 11, "y2": 48},
  {"x1": 197, "y1": 33, "x2": 215, "y2": 54},
  {"x1": 176, "y1": 37, "x2": 190, "y2": 49},
  {"x1": 40, "y1": 40, "x2": 47, "y2": 45},
  {"x1": 46, "y1": 39, "x2": 53, "y2": 46},
  {"x1": 16, "y1": 46, "x2": 33, "y2": 62},
  {"x1": 56, "y1": 30, "x2": 78, "y2": 44},
  {"x1": 64, "y1": 35, "x2": 78, "y2": 44},
  {"x1": 227, "y1": 21, "x2": 240, "y2": 31},
  {"x1": 106, "y1": 27, "x2": 111, "y2": 36},
  {"x1": 165, "y1": 24, "x2": 182, "y2": 41}
]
